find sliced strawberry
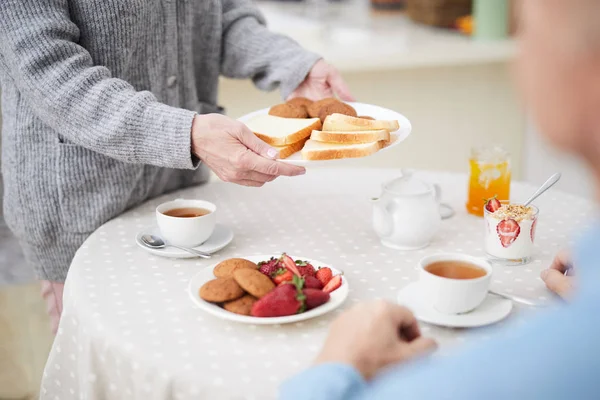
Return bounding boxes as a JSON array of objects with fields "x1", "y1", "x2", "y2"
[
  {"x1": 484, "y1": 196, "x2": 502, "y2": 213},
  {"x1": 315, "y1": 267, "x2": 333, "y2": 287},
  {"x1": 282, "y1": 254, "x2": 301, "y2": 276},
  {"x1": 531, "y1": 219, "x2": 537, "y2": 243},
  {"x1": 304, "y1": 275, "x2": 324, "y2": 290},
  {"x1": 303, "y1": 289, "x2": 330, "y2": 310},
  {"x1": 497, "y1": 219, "x2": 521, "y2": 248},
  {"x1": 250, "y1": 284, "x2": 302, "y2": 317},
  {"x1": 323, "y1": 275, "x2": 342, "y2": 294},
  {"x1": 273, "y1": 269, "x2": 294, "y2": 285}
]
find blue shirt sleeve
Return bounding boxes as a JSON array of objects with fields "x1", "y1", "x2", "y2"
[
  {"x1": 281, "y1": 225, "x2": 600, "y2": 400},
  {"x1": 279, "y1": 363, "x2": 367, "y2": 400}
]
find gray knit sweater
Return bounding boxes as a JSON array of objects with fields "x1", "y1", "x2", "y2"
[{"x1": 0, "y1": 0, "x2": 320, "y2": 281}]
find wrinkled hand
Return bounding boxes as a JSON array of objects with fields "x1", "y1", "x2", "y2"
[
  {"x1": 191, "y1": 114, "x2": 305, "y2": 187},
  {"x1": 541, "y1": 249, "x2": 575, "y2": 299},
  {"x1": 288, "y1": 59, "x2": 355, "y2": 102},
  {"x1": 315, "y1": 300, "x2": 437, "y2": 380}
]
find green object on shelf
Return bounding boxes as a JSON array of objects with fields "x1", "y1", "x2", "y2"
[{"x1": 473, "y1": 0, "x2": 508, "y2": 40}]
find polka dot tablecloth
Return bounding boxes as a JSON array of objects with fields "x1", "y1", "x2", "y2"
[{"x1": 41, "y1": 169, "x2": 595, "y2": 400}]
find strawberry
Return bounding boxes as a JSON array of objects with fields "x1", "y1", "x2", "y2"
[
  {"x1": 295, "y1": 260, "x2": 316, "y2": 277},
  {"x1": 531, "y1": 218, "x2": 537, "y2": 243},
  {"x1": 304, "y1": 275, "x2": 324, "y2": 290},
  {"x1": 315, "y1": 267, "x2": 333, "y2": 287},
  {"x1": 497, "y1": 219, "x2": 521, "y2": 248},
  {"x1": 323, "y1": 275, "x2": 342, "y2": 294},
  {"x1": 251, "y1": 275, "x2": 305, "y2": 317},
  {"x1": 484, "y1": 196, "x2": 502, "y2": 213},
  {"x1": 302, "y1": 289, "x2": 330, "y2": 310},
  {"x1": 272, "y1": 269, "x2": 293, "y2": 285},
  {"x1": 282, "y1": 254, "x2": 301, "y2": 276},
  {"x1": 258, "y1": 257, "x2": 281, "y2": 277}
]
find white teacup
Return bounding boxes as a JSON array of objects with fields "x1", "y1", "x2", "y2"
[
  {"x1": 156, "y1": 199, "x2": 217, "y2": 247},
  {"x1": 419, "y1": 253, "x2": 492, "y2": 314}
]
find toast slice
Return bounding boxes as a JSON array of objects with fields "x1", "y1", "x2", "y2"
[
  {"x1": 274, "y1": 137, "x2": 309, "y2": 159},
  {"x1": 323, "y1": 113, "x2": 399, "y2": 132},
  {"x1": 311, "y1": 129, "x2": 390, "y2": 144},
  {"x1": 245, "y1": 114, "x2": 322, "y2": 146},
  {"x1": 301, "y1": 140, "x2": 384, "y2": 161}
]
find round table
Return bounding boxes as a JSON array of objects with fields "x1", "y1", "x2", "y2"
[{"x1": 41, "y1": 169, "x2": 595, "y2": 400}]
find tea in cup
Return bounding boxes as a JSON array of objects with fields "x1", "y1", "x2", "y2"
[
  {"x1": 419, "y1": 254, "x2": 492, "y2": 314},
  {"x1": 156, "y1": 199, "x2": 216, "y2": 247}
]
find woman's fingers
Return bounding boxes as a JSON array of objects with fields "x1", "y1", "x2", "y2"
[{"x1": 327, "y1": 66, "x2": 355, "y2": 101}]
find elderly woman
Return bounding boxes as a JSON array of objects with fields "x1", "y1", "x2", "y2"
[
  {"x1": 0, "y1": 0, "x2": 352, "y2": 333},
  {"x1": 281, "y1": 0, "x2": 600, "y2": 398}
]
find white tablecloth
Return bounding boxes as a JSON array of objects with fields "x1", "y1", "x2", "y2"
[{"x1": 41, "y1": 169, "x2": 595, "y2": 400}]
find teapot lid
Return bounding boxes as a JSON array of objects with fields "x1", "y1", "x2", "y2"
[{"x1": 383, "y1": 170, "x2": 431, "y2": 195}]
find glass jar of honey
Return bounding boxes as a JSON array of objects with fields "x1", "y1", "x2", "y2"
[{"x1": 466, "y1": 146, "x2": 511, "y2": 217}]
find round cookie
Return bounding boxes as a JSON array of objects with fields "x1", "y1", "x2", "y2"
[
  {"x1": 223, "y1": 294, "x2": 258, "y2": 316},
  {"x1": 199, "y1": 277, "x2": 245, "y2": 303},
  {"x1": 214, "y1": 258, "x2": 257, "y2": 279},
  {"x1": 318, "y1": 102, "x2": 358, "y2": 123},
  {"x1": 269, "y1": 103, "x2": 308, "y2": 119},
  {"x1": 286, "y1": 97, "x2": 313, "y2": 109},
  {"x1": 233, "y1": 268, "x2": 276, "y2": 299},
  {"x1": 307, "y1": 98, "x2": 338, "y2": 118}
]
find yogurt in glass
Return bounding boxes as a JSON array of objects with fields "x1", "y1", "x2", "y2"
[{"x1": 484, "y1": 203, "x2": 538, "y2": 265}]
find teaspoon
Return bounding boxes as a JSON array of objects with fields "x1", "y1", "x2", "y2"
[
  {"x1": 523, "y1": 173, "x2": 561, "y2": 206},
  {"x1": 141, "y1": 234, "x2": 212, "y2": 259}
]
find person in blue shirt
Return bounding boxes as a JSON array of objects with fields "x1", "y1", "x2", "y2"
[{"x1": 280, "y1": 0, "x2": 598, "y2": 398}]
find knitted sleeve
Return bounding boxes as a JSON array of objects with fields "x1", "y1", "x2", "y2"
[
  {"x1": 220, "y1": 0, "x2": 322, "y2": 99},
  {"x1": 0, "y1": 0, "x2": 198, "y2": 169}
]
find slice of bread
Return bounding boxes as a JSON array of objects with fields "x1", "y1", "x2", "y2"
[
  {"x1": 301, "y1": 140, "x2": 384, "y2": 161},
  {"x1": 245, "y1": 115, "x2": 322, "y2": 146},
  {"x1": 311, "y1": 129, "x2": 390, "y2": 144},
  {"x1": 323, "y1": 113, "x2": 399, "y2": 132},
  {"x1": 274, "y1": 137, "x2": 309, "y2": 159}
]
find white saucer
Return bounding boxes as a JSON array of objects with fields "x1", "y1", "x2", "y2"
[
  {"x1": 397, "y1": 282, "x2": 513, "y2": 328},
  {"x1": 188, "y1": 255, "x2": 349, "y2": 325},
  {"x1": 135, "y1": 224, "x2": 234, "y2": 259}
]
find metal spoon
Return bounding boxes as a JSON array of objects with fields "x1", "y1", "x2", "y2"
[
  {"x1": 141, "y1": 234, "x2": 212, "y2": 259},
  {"x1": 488, "y1": 289, "x2": 546, "y2": 307},
  {"x1": 523, "y1": 173, "x2": 562, "y2": 206}
]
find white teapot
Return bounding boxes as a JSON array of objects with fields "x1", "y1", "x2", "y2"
[{"x1": 372, "y1": 170, "x2": 448, "y2": 250}]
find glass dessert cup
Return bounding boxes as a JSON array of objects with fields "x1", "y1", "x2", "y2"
[{"x1": 484, "y1": 202, "x2": 539, "y2": 266}]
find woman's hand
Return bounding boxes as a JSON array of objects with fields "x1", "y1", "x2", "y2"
[
  {"x1": 191, "y1": 114, "x2": 305, "y2": 187},
  {"x1": 315, "y1": 300, "x2": 437, "y2": 380},
  {"x1": 541, "y1": 249, "x2": 575, "y2": 299},
  {"x1": 288, "y1": 59, "x2": 355, "y2": 102}
]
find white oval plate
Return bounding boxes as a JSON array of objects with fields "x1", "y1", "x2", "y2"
[
  {"x1": 135, "y1": 224, "x2": 234, "y2": 259},
  {"x1": 188, "y1": 255, "x2": 349, "y2": 324},
  {"x1": 397, "y1": 282, "x2": 513, "y2": 328},
  {"x1": 238, "y1": 102, "x2": 412, "y2": 166}
]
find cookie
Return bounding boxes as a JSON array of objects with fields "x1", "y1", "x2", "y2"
[
  {"x1": 199, "y1": 277, "x2": 245, "y2": 303},
  {"x1": 214, "y1": 258, "x2": 257, "y2": 278},
  {"x1": 223, "y1": 294, "x2": 258, "y2": 316},
  {"x1": 318, "y1": 101, "x2": 357, "y2": 123},
  {"x1": 233, "y1": 268, "x2": 276, "y2": 299},
  {"x1": 358, "y1": 115, "x2": 375, "y2": 120},
  {"x1": 269, "y1": 103, "x2": 308, "y2": 119},
  {"x1": 286, "y1": 97, "x2": 313, "y2": 109},
  {"x1": 307, "y1": 98, "x2": 338, "y2": 118}
]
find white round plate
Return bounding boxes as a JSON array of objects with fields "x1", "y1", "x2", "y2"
[
  {"x1": 238, "y1": 102, "x2": 412, "y2": 166},
  {"x1": 135, "y1": 224, "x2": 234, "y2": 259},
  {"x1": 397, "y1": 282, "x2": 513, "y2": 328},
  {"x1": 188, "y1": 255, "x2": 349, "y2": 324}
]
